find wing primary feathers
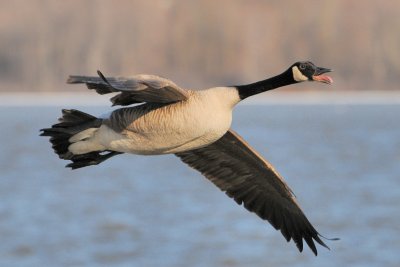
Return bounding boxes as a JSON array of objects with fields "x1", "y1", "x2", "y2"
[
  {"x1": 97, "y1": 70, "x2": 116, "y2": 90},
  {"x1": 176, "y1": 129, "x2": 337, "y2": 255}
]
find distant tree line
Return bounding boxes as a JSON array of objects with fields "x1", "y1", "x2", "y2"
[{"x1": 0, "y1": 0, "x2": 399, "y2": 91}]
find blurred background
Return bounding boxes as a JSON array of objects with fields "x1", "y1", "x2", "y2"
[
  {"x1": 1, "y1": 1, "x2": 400, "y2": 267},
  {"x1": 1, "y1": 0, "x2": 400, "y2": 92}
]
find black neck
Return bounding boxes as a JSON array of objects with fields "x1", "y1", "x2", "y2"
[{"x1": 236, "y1": 69, "x2": 296, "y2": 100}]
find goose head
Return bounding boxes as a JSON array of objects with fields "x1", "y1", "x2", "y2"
[
  {"x1": 291, "y1": 61, "x2": 333, "y2": 84},
  {"x1": 235, "y1": 61, "x2": 333, "y2": 100}
]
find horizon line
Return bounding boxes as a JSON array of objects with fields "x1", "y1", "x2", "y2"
[{"x1": 1, "y1": 91, "x2": 400, "y2": 106}]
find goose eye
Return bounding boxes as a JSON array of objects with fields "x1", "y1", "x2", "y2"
[{"x1": 299, "y1": 64, "x2": 306, "y2": 70}]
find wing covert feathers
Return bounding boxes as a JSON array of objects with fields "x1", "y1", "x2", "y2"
[{"x1": 67, "y1": 71, "x2": 189, "y2": 106}]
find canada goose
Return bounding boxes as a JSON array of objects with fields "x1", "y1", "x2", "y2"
[{"x1": 40, "y1": 61, "x2": 334, "y2": 255}]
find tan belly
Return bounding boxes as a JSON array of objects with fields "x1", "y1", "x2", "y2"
[
  {"x1": 97, "y1": 88, "x2": 237, "y2": 155},
  {"x1": 97, "y1": 123, "x2": 229, "y2": 155},
  {"x1": 97, "y1": 108, "x2": 232, "y2": 155}
]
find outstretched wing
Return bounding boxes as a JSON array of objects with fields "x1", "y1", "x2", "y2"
[
  {"x1": 67, "y1": 71, "x2": 189, "y2": 106},
  {"x1": 175, "y1": 129, "x2": 329, "y2": 255}
]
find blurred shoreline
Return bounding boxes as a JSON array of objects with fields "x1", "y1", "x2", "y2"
[
  {"x1": 1, "y1": 91, "x2": 400, "y2": 106},
  {"x1": 2, "y1": 1, "x2": 400, "y2": 92}
]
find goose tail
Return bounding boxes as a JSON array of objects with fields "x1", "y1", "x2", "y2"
[{"x1": 40, "y1": 109, "x2": 121, "y2": 169}]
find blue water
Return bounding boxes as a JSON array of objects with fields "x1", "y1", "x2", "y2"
[{"x1": 0, "y1": 104, "x2": 399, "y2": 267}]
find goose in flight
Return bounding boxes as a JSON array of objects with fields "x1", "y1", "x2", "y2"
[{"x1": 40, "y1": 61, "x2": 334, "y2": 255}]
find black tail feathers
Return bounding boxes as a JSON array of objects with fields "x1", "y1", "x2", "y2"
[
  {"x1": 65, "y1": 151, "x2": 123, "y2": 169},
  {"x1": 40, "y1": 109, "x2": 121, "y2": 169}
]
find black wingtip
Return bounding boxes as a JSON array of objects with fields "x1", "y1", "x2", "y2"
[
  {"x1": 319, "y1": 234, "x2": 340, "y2": 244},
  {"x1": 97, "y1": 70, "x2": 122, "y2": 92},
  {"x1": 308, "y1": 233, "x2": 340, "y2": 256},
  {"x1": 97, "y1": 70, "x2": 108, "y2": 84},
  {"x1": 318, "y1": 232, "x2": 340, "y2": 244},
  {"x1": 97, "y1": 70, "x2": 117, "y2": 89}
]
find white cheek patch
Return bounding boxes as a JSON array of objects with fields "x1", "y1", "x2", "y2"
[{"x1": 292, "y1": 66, "x2": 309, "y2": 82}]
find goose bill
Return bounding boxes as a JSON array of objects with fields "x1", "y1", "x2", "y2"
[
  {"x1": 312, "y1": 67, "x2": 333, "y2": 84},
  {"x1": 312, "y1": 74, "x2": 333, "y2": 84}
]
